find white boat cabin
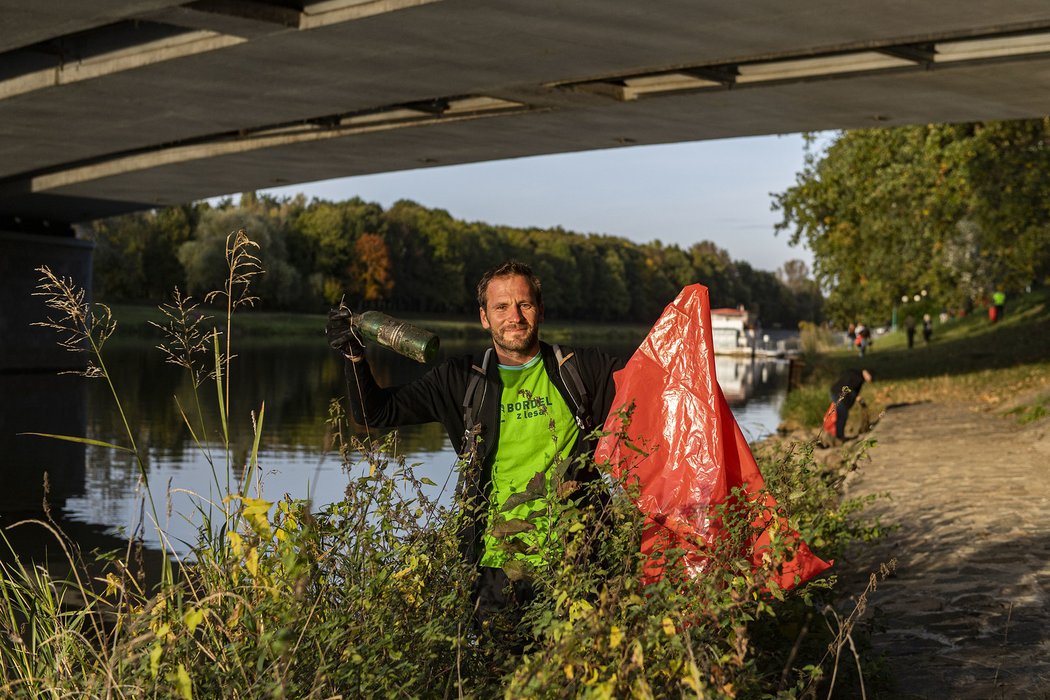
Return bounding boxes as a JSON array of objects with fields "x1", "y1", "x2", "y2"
[{"x1": 711, "y1": 307, "x2": 754, "y2": 354}]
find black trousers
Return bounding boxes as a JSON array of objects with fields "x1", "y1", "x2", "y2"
[
  {"x1": 472, "y1": 566, "x2": 535, "y2": 653},
  {"x1": 830, "y1": 391, "x2": 856, "y2": 440}
]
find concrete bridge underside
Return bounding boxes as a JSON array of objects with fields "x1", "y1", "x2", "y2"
[
  {"x1": 6, "y1": 0, "x2": 1050, "y2": 372},
  {"x1": 4, "y1": 1, "x2": 1050, "y2": 226}
]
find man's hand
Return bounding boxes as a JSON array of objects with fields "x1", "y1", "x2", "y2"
[{"x1": 326, "y1": 305, "x2": 365, "y2": 359}]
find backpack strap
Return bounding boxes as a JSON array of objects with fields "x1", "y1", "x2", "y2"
[
  {"x1": 460, "y1": 348, "x2": 493, "y2": 454},
  {"x1": 553, "y1": 344, "x2": 594, "y2": 432}
]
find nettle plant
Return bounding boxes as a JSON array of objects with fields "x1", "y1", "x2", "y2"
[
  {"x1": 1, "y1": 230, "x2": 886, "y2": 699},
  {"x1": 495, "y1": 432, "x2": 888, "y2": 700}
]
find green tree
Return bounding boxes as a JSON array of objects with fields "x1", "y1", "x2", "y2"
[
  {"x1": 89, "y1": 191, "x2": 824, "y2": 325},
  {"x1": 180, "y1": 201, "x2": 304, "y2": 309},
  {"x1": 775, "y1": 121, "x2": 1050, "y2": 324},
  {"x1": 688, "y1": 241, "x2": 741, "y2": 307},
  {"x1": 598, "y1": 246, "x2": 631, "y2": 321},
  {"x1": 777, "y1": 259, "x2": 824, "y2": 324},
  {"x1": 89, "y1": 204, "x2": 198, "y2": 302}
]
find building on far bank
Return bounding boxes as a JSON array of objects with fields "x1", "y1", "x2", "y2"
[{"x1": 711, "y1": 307, "x2": 755, "y2": 355}]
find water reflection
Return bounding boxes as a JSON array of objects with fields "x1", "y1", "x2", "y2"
[
  {"x1": 0, "y1": 372, "x2": 87, "y2": 512},
  {"x1": 6, "y1": 338, "x2": 790, "y2": 554}
]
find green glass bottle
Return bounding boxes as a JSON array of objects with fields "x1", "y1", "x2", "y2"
[{"x1": 354, "y1": 311, "x2": 440, "y2": 364}]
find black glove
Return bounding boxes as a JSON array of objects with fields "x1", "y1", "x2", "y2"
[{"x1": 326, "y1": 305, "x2": 365, "y2": 359}]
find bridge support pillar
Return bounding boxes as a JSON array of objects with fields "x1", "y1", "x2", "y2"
[
  {"x1": 0, "y1": 231, "x2": 92, "y2": 513},
  {"x1": 0, "y1": 230, "x2": 94, "y2": 371}
]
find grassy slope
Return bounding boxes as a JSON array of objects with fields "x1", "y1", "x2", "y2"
[{"x1": 783, "y1": 288, "x2": 1050, "y2": 428}]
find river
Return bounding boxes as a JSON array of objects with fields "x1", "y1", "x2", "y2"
[{"x1": 3, "y1": 336, "x2": 791, "y2": 555}]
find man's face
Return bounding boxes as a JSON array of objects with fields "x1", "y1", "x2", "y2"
[{"x1": 479, "y1": 274, "x2": 543, "y2": 360}]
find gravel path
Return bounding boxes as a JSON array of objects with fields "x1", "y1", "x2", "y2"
[{"x1": 841, "y1": 401, "x2": 1050, "y2": 699}]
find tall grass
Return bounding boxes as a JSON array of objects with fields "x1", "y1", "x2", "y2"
[
  {"x1": 1, "y1": 230, "x2": 886, "y2": 698},
  {"x1": 798, "y1": 321, "x2": 837, "y2": 357}
]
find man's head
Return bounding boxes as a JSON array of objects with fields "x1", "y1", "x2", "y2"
[
  {"x1": 476, "y1": 261, "x2": 542, "y2": 309},
  {"x1": 477, "y1": 261, "x2": 544, "y2": 363}
]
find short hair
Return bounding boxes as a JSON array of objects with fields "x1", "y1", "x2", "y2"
[{"x1": 476, "y1": 261, "x2": 542, "y2": 309}]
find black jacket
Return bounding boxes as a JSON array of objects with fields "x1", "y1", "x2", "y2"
[{"x1": 344, "y1": 340, "x2": 623, "y2": 563}]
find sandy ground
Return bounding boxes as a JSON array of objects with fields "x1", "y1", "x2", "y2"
[{"x1": 834, "y1": 400, "x2": 1050, "y2": 699}]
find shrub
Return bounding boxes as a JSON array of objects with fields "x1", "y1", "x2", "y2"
[
  {"x1": 798, "y1": 322, "x2": 837, "y2": 356},
  {"x1": 2, "y1": 231, "x2": 885, "y2": 698},
  {"x1": 779, "y1": 385, "x2": 830, "y2": 432}
]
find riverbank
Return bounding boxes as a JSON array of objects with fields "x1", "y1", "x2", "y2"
[
  {"x1": 775, "y1": 287, "x2": 1050, "y2": 696},
  {"x1": 779, "y1": 287, "x2": 1050, "y2": 433},
  {"x1": 837, "y1": 399, "x2": 1050, "y2": 697}
]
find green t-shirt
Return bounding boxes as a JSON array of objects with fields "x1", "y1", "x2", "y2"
[{"x1": 479, "y1": 354, "x2": 580, "y2": 569}]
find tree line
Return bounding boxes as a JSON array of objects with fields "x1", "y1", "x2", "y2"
[
  {"x1": 86, "y1": 193, "x2": 822, "y2": 327},
  {"x1": 775, "y1": 119, "x2": 1050, "y2": 325}
]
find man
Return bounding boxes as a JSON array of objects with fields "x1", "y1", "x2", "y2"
[
  {"x1": 828, "y1": 368, "x2": 872, "y2": 441},
  {"x1": 326, "y1": 261, "x2": 622, "y2": 637}
]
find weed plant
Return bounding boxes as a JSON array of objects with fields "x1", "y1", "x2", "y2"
[{"x1": 1, "y1": 231, "x2": 884, "y2": 698}]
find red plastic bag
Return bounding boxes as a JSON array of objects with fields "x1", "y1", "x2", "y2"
[
  {"x1": 822, "y1": 402, "x2": 838, "y2": 435},
  {"x1": 595, "y1": 285, "x2": 831, "y2": 590}
]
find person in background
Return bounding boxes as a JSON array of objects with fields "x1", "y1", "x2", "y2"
[
  {"x1": 922, "y1": 313, "x2": 933, "y2": 344},
  {"x1": 992, "y1": 289, "x2": 1006, "y2": 322},
  {"x1": 829, "y1": 368, "x2": 873, "y2": 442},
  {"x1": 904, "y1": 315, "x2": 917, "y2": 349},
  {"x1": 855, "y1": 323, "x2": 871, "y2": 357}
]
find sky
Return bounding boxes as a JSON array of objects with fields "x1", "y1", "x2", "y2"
[{"x1": 258, "y1": 132, "x2": 820, "y2": 273}]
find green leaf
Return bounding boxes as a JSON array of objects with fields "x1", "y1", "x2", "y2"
[
  {"x1": 212, "y1": 331, "x2": 228, "y2": 446},
  {"x1": 498, "y1": 540, "x2": 529, "y2": 556},
  {"x1": 166, "y1": 663, "x2": 193, "y2": 700},
  {"x1": 243, "y1": 401, "x2": 265, "y2": 487},
  {"x1": 149, "y1": 643, "x2": 162, "y2": 679},
  {"x1": 502, "y1": 559, "x2": 531, "y2": 582},
  {"x1": 500, "y1": 470, "x2": 548, "y2": 512},
  {"x1": 183, "y1": 607, "x2": 205, "y2": 634},
  {"x1": 19, "y1": 432, "x2": 135, "y2": 452},
  {"x1": 490, "y1": 518, "x2": 535, "y2": 538},
  {"x1": 524, "y1": 469, "x2": 546, "y2": 496},
  {"x1": 501, "y1": 490, "x2": 543, "y2": 512},
  {"x1": 173, "y1": 395, "x2": 203, "y2": 449}
]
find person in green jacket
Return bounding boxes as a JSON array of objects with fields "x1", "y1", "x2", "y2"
[{"x1": 992, "y1": 289, "x2": 1006, "y2": 322}]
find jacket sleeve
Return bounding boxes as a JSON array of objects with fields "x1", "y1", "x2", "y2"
[
  {"x1": 342, "y1": 354, "x2": 468, "y2": 431},
  {"x1": 574, "y1": 346, "x2": 626, "y2": 426}
]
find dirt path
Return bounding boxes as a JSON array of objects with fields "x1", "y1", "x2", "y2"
[{"x1": 839, "y1": 401, "x2": 1050, "y2": 699}]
